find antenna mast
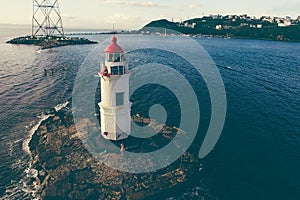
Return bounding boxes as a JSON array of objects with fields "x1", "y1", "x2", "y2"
[{"x1": 32, "y1": 0, "x2": 65, "y2": 37}]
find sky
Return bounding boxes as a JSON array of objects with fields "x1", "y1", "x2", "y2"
[{"x1": 0, "y1": 0, "x2": 299, "y2": 30}]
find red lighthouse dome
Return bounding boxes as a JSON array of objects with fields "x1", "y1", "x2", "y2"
[{"x1": 105, "y1": 36, "x2": 124, "y2": 53}]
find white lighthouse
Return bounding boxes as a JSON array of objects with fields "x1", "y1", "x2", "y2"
[{"x1": 98, "y1": 36, "x2": 131, "y2": 140}]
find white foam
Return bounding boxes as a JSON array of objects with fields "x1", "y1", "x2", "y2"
[
  {"x1": 25, "y1": 168, "x2": 38, "y2": 178},
  {"x1": 22, "y1": 101, "x2": 69, "y2": 156},
  {"x1": 22, "y1": 114, "x2": 54, "y2": 156},
  {"x1": 8, "y1": 101, "x2": 70, "y2": 199},
  {"x1": 36, "y1": 48, "x2": 42, "y2": 54},
  {"x1": 54, "y1": 101, "x2": 69, "y2": 112}
]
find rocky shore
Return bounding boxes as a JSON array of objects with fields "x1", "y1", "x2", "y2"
[{"x1": 28, "y1": 106, "x2": 201, "y2": 199}]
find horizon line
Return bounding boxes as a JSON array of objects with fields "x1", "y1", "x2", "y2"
[{"x1": 1, "y1": 13, "x2": 299, "y2": 31}]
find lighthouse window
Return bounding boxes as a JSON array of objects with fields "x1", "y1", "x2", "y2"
[
  {"x1": 111, "y1": 66, "x2": 125, "y2": 75},
  {"x1": 107, "y1": 53, "x2": 122, "y2": 62},
  {"x1": 121, "y1": 54, "x2": 125, "y2": 62},
  {"x1": 108, "y1": 54, "x2": 113, "y2": 62},
  {"x1": 116, "y1": 92, "x2": 124, "y2": 106},
  {"x1": 118, "y1": 66, "x2": 125, "y2": 75},
  {"x1": 115, "y1": 55, "x2": 121, "y2": 62},
  {"x1": 111, "y1": 66, "x2": 119, "y2": 75}
]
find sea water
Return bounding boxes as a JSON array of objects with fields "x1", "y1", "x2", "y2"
[{"x1": 0, "y1": 25, "x2": 299, "y2": 199}]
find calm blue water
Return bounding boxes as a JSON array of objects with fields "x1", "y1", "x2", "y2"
[
  {"x1": 194, "y1": 38, "x2": 300, "y2": 199},
  {"x1": 0, "y1": 25, "x2": 299, "y2": 199}
]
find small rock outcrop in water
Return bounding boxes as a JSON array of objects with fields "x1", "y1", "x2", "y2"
[
  {"x1": 29, "y1": 107, "x2": 200, "y2": 199},
  {"x1": 7, "y1": 36, "x2": 97, "y2": 49}
]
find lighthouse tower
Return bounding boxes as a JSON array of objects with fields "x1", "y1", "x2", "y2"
[{"x1": 98, "y1": 36, "x2": 131, "y2": 140}]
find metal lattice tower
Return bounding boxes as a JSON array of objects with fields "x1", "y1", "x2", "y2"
[{"x1": 32, "y1": 0, "x2": 65, "y2": 37}]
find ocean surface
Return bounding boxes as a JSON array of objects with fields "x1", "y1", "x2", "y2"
[{"x1": 0, "y1": 24, "x2": 299, "y2": 199}]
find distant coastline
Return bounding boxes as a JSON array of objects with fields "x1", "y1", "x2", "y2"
[
  {"x1": 2, "y1": 13, "x2": 300, "y2": 43},
  {"x1": 138, "y1": 14, "x2": 300, "y2": 42}
]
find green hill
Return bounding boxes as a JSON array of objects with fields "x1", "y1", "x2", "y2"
[{"x1": 140, "y1": 16, "x2": 300, "y2": 42}]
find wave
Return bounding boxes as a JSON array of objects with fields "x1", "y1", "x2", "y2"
[
  {"x1": 22, "y1": 101, "x2": 69, "y2": 156},
  {"x1": 216, "y1": 64, "x2": 233, "y2": 70},
  {"x1": 2, "y1": 101, "x2": 70, "y2": 200},
  {"x1": 22, "y1": 114, "x2": 54, "y2": 157},
  {"x1": 54, "y1": 101, "x2": 69, "y2": 112}
]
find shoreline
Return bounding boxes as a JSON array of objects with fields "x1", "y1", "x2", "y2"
[
  {"x1": 22, "y1": 114, "x2": 54, "y2": 156},
  {"x1": 22, "y1": 101, "x2": 69, "y2": 157},
  {"x1": 140, "y1": 32, "x2": 300, "y2": 43}
]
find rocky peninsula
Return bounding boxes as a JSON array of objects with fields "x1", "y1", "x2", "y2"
[{"x1": 28, "y1": 105, "x2": 201, "y2": 199}]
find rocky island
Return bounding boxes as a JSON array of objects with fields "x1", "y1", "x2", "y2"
[
  {"x1": 7, "y1": 35, "x2": 97, "y2": 49},
  {"x1": 28, "y1": 104, "x2": 201, "y2": 199}
]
